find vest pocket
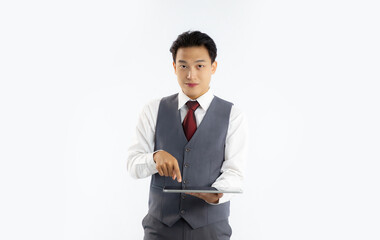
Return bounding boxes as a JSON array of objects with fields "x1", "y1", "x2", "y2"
[{"x1": 151, "y1": 184, "x2": 163, "y2": 190}]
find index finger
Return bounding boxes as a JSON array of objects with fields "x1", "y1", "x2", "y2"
[{"x1": 173, "y1": 162, "x2": 182, "y2": 182}]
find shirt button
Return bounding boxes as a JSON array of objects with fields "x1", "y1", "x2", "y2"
[
  {"x1": 180, "y1": 210, "x2": 186, "y2": 215},
  {"x1": 185, "y1": 148, "x2": 191, "y2": 152}
]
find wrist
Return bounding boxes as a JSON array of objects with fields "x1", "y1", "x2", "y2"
[{"x1": 153, "y1": 150, "x2": 162, "y2": 163}]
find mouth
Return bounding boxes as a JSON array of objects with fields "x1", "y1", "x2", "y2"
[{"x1": 185, "y1": 83, "x2": 199, "y2": 87}]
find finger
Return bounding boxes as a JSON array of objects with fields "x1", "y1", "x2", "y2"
[
  {"x1": 173, "y1": 162, "x2": 182, "y2": 182},
  {"x1": 167, "y1": 163, "x2": 173, "y2": 178},
  {"x1": 156, "y1": 166, "x2": 164, "y2": 176},
  {"x1": 162, "y1": 164, "x2": 169, "y2": 176},
  {"x1": 172, "y1": 172, "x2": 176, "y2": 180},
  {"x1": 189, "y1": 192, "x2": 202, "y2": 199},
  {"x1": 194, "y1": 192, "x2": 203, "y2": 197}
]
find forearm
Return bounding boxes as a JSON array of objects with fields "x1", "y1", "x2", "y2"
[
  {"x1": 127, "y1": 152, "x2": 157, "y2": 179},
  {"x1": 126, "y1": 139, "x2": 160, "y2": 178},
  {"x1": 126, "y1": 99, "x2": 161, "y2": 179}
]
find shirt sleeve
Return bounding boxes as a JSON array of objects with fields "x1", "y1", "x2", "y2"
[
  {"x1": 210, "y1": 105, "x2": 248, "y2": 205},
  {"x1": 126, "y1": 99, "x2": 161, "y2": 179}
]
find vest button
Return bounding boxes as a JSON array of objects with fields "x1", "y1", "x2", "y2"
[
  {"x1": 185, "y1": 148, "x2": 191, "y2": 152},
  {"x1": 184, "y1": 163, "x2": 189, "y2": 168},
  {"x1": 183, "y1": 179, "x2": 187, "y2": 184},
  {"x1": 181, "y1": 194, "x2": 186, "y2": 199},
  {"x1": 180, "y1": 210, "x2": 186, "y2": 215}
]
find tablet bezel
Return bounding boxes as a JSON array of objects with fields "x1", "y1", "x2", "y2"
[{"x1": 162, "y1": 186, "x2": 243, "y2": 194}]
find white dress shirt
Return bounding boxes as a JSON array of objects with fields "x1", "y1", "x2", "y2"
[{"x1": 126, "y1": 88, "x2": 248, "y2": 204}]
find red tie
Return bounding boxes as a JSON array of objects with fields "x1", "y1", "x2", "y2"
[{"x1": 182, "y1": 101, "x2": 200, "y2": 141}]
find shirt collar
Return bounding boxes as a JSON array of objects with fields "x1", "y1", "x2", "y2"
[{"x1": 178, "y1": 87, "x2": 214, "y2": 111}]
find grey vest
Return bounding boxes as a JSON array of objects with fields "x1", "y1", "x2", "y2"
[{"x1": 148, "y1": 93, "x2": 233, "y2": 229}]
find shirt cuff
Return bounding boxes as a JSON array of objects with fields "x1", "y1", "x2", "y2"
[{"x1": 147, "y1": 150, "x2": 163, "y2": 173}]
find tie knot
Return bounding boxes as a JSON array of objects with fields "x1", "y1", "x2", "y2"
[{"x1": 186, "y1": 100, "x2": 200, "y2": 111}]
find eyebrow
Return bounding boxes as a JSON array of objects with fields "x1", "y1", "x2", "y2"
[{"x1": 177, "y1": 60, "x2": 207, "y2": 63}]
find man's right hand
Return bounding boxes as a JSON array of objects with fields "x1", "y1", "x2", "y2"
[{"x1": 153, "y1": 151, "x2": 182, "y2": 182}]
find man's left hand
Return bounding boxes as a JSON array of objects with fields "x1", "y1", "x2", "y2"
[{"x1": 185, "y1": 192, "x2": 223, "y2": 204}]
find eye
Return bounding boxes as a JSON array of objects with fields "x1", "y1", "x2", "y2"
[
  {"x1": 198, "y1": 65, "x2": 205, "y2": 68},
  {"x1": 179, "y1": 65, "x2": 187, "y2": 69}
]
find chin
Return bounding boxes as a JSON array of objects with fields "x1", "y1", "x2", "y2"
[{"x1": 184, "y1": 91, "x2": 198, "y2": 99}]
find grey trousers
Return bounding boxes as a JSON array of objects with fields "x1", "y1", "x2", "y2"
[{"x1": 142, "y1": 214, "x2": 232, "y2": 240}]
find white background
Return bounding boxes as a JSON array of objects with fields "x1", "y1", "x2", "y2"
[{"x1": 1, "y1": 0, "x2": 379, "y2": 239}]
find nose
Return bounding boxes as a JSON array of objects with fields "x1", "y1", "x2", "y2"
[{"x1": 186, "y1": 68, "x2": 196, "y2": 80}]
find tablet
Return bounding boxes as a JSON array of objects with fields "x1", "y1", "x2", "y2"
[{"x1": 163, "y1": 186, "x2": 243, "y2": 194}]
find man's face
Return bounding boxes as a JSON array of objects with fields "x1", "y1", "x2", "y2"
[{"x1": 173, "y1": 45, "x2": 217, "y2": 100}]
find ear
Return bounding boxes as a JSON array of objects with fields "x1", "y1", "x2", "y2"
[
  {"x1": 211, "y1": 61, "x2": 217, "y2": 74},
  {"x1": 173, "y1": 61, "x2": 177, "y2": 74}
]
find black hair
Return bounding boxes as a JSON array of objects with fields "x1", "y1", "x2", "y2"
[{"x1": 169, "y1": 30, "x2": 217, "y2": 64}]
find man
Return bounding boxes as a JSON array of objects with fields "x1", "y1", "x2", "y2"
[{"x1": 127, "y1": 30, "x2": 248, "y2": 240}]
